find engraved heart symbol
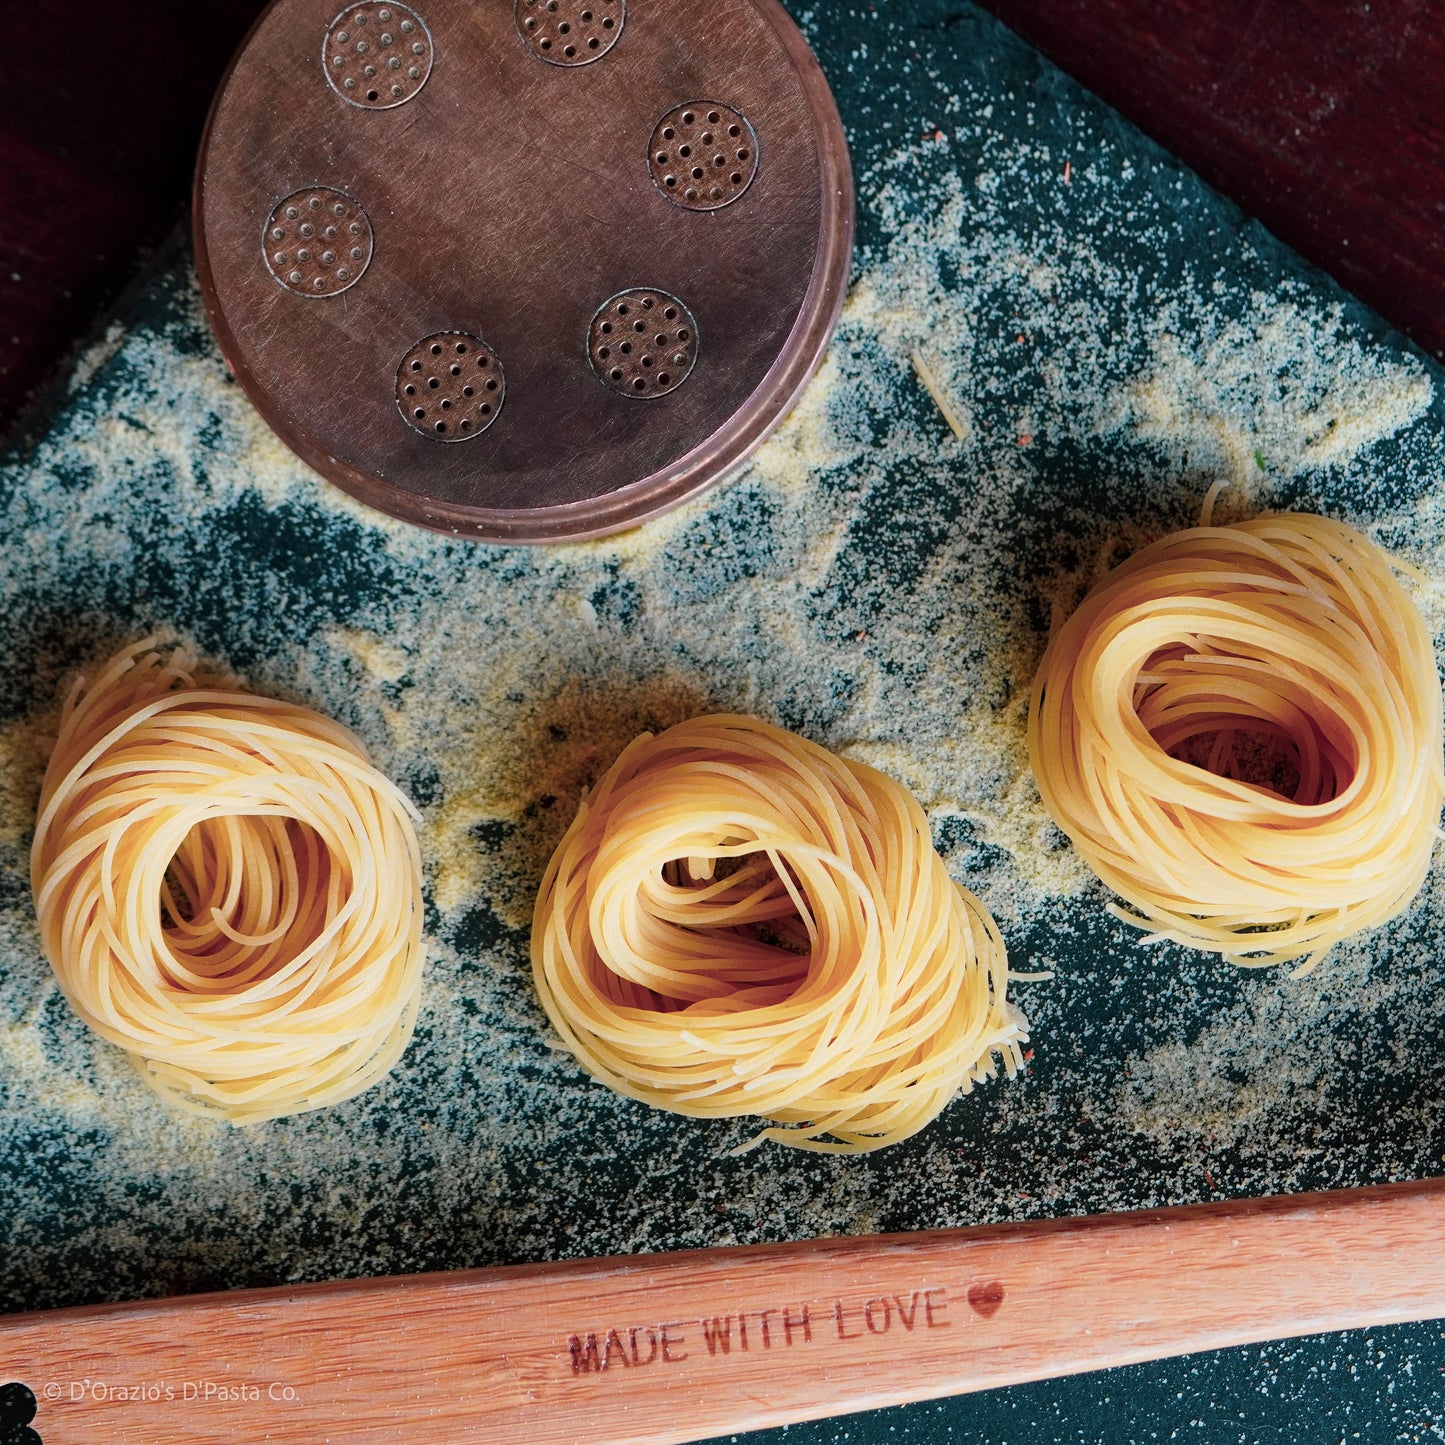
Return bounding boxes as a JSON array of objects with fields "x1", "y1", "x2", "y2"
[{"x1": 967, "y1": 1281, "x2": 1005, "y2": 1318}]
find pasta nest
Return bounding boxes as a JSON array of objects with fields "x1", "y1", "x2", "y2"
[
  {"x1": 31, "y1": 640, "x2": 425, "y2": 1123},
  {"x1": 532, "y1": 714, "x2": 1025, "y2": 1153},
  {"x1": 1029, "y1": 513, "x2": 1445, "y2": 970}
]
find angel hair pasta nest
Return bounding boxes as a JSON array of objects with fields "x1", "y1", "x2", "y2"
[
  {"x1": 1029, "y1": 512, "x2": 1445, "y2": 971},
  {"x1": 532, "y1": 714, "x2": 1026, "y2": 1153},
  {"x1": 31, "y1": 640, "x2": 425, "y2": 1123}
]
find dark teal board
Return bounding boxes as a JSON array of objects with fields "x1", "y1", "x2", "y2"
[{"x1": 4, "y1": 4, "x2": 1445, "y2": 1443}]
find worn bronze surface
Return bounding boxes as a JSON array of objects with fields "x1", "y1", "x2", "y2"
[{"x1": 195, "y1": 0, "x2": 854, "y2": 542}]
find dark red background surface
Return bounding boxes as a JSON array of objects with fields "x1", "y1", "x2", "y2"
[
  {"x1": 4, "y1": 1, "x2": 1442, "y2": 432},
  {"x1": 971, "y1": 0, "x2": 1445, "y2": 352},
  {"x1": 0, "y1": 1, "x2": 263, "y2": 435}
]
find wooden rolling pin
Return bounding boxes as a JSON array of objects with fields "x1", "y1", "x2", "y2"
[{"x1": 3, "y1": 1178, "x2": 1443, "y2": 1444}]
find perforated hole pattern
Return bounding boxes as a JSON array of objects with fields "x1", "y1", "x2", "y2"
[
  {"x1": 588, "y1": 290, "x2": 699, "y2": 399},
  {"x1": 396, "y1": 333, "x2": 505, "y2": 440},
  {"x1": 264, "y1": 188, "x2": 375, "y2": 297},
  {"x1": 305, "y1": 11, "x2": 748, "y2": 426},
  {"x1": 649, "y1": 102, "x2": 758, "y2": 211},
  {"x1": 324, "y1": 3, "x2": 433, "y2": 108},
  {"x1": 514, "y1": 0, "x2": 624, "y2": 65}
]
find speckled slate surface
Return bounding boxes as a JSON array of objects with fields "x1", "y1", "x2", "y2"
[{"x1": 5, "y1": 4, "x2": 1445, "y2": 1443}]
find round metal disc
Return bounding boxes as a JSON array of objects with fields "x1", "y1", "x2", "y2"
[{"x1": 194, "y1": 0, "x2": 854, "y2": 543}]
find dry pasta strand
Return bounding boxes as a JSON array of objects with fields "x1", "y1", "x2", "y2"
[
  {"x1": 1028, "y1": 513, "x2": 1445, "y2": 972},
  {"x1": 31, "y1": 639, "x2": 425, "y2": 1124},
  {"x1": 531, "y1": 714, "x2": 1026, "y2": 1153}
]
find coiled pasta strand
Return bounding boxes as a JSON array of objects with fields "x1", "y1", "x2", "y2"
[
  {"x1": 31, "y1": 640, "x2": 425, "y2": 1123},
  {"x1": 1029, "y1": 514, "x2": 1445, "y2": 971},
  {"x1": 532, "y1": 715, "x2": 1025, "y2": 1153}
]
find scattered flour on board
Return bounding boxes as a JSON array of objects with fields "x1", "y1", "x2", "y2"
[{"x1": 2, "y1": 90, "x2": 1445, "y2": 1310}]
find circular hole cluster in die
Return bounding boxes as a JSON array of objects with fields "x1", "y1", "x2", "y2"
[
  {"x1": 514, "y1": 0, "x2": 624, "y2": 65},
  {"x1": 264, "y1": 188, "x2": 375, "y2": 297},
  {"x1": 324, "y1": 4, "x2": 434, "y2": 108},
  {"x1": 589, "y1": 290, "x2": 698, "y2": 400},
  {"x1": 649, "y1": 102, "x2": 759, "y2": 211},
  {"x1": 396, "y1": 333, "x2": 505, "y2": 440}
]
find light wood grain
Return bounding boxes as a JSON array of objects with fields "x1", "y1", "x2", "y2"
[{"x1": 4, "y1": 1179, "x2": 1444, "y2": 1444}]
